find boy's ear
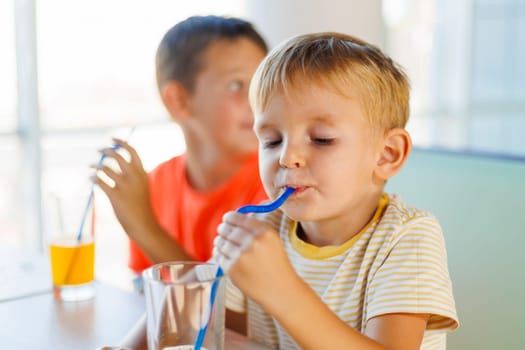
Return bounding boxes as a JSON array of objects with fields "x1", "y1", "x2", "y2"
[
  {"x1": 374, "y1": 128, "x2": 412, "y2": 181},
  {"x1": 160, "y1": 82, "x2": 191, "y2": 121}
]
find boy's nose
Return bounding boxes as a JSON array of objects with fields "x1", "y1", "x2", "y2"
[{"x1": 279, "y1": 142, "x2": 305, "y2": 168}]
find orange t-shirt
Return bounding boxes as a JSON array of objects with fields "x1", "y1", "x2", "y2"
[{"x1": 128, "y1": 153, "x2": 267, "y2": 273}]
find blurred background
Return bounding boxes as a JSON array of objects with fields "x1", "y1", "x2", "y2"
[{"x1": 0, "y1": 0, "x2": 524, "y2": 344}]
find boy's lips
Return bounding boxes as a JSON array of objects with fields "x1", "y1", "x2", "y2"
[{"x1": 281, "y1": 185, "x2": 308, "y2": 195}]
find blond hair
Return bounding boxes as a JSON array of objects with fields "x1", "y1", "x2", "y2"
[{"x1": 249, "y1": 32, "x2": 410, "y2": 130}]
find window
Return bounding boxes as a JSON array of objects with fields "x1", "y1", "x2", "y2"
[
  {"x1": 0, "y1": 0, "x2": 21, "y2": 245},
  {"x1": 383, "y1": 0, "x2": 525, "y2": 157},
  {"x1": 0, "y1": 1, "x2": 16, "y2": 132},
  {"x1": 2, "y1": 0, "x2": 248, "y2": 288}
]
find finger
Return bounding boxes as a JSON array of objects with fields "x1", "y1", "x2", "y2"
[
  {"x1": 217, "y1": 223, "x2": 242, "y2": 245},
  {"x1": 111, "y1": 138, "x2": 145, "y2": 170},
  {"x1": 212, "y1": 246, "x2": 220, "y2": 261},
  {"x1": 91, "y1": 163, "x2": 122, "y2": 183},
  {"x1": 100, "y1": 148, "x2": 133, "y2": 174},
  {"x1": 213, "y1": 243, "x2": 229, "y2": 272},
  {"x1": 214, "y1": 242, "x2": 240, "y2": 274},
  {"x1": 215, "y1": 253, "x2": 235, "y2": 274},
  {"x1": 222, "y1": 211, "x2": 246, "y2": 224},
  {"x1": 218, "y1": 223, "x2": 256, "y2": 251},
  {"x1": 224, "y1": 213, "x2": 273, "y2": 241},
  {"x1": 214, "y1": 236, "x2": 239, "y2": 257},
  {"x1": 91, "y1": 174, "x2": 113, "y2": 194},
  {"x1": 222, "y1": 211, "x2": 260, "y2": 230},
  {"x1": 216, "y1": 232, "x2": 255, "y2": 269},
  {"x1": 110, "y1": 137, "x2": 126, "y2": 146}
]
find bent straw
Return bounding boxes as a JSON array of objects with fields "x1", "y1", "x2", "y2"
[
  {"x1": 76, "y1": 158, "x2": 104, "y2": 241},
  {"x1": 63, "y1": 192, "x2": 95, "y2": 285},
  {"x1": 76, "y1": 127, "x2": 136, "y2": 241},
  {"x1": 237, "y1": 187, "x2": 295, "y2": 214},
  {"x1": 193, "y1": 187, "x2": 296, "y2": 350},
  {"x1": 193, "y1": 266, "x2": 224, "y2": 350},
  {"x1": 62, "y1": 128, "x2": 135, "y2": 285}
]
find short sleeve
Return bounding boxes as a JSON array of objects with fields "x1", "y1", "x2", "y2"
[{"x1": 366, "y1": 215, "x2": 459, "y2": 333}]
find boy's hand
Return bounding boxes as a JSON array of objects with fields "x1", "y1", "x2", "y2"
[
  {"x1": 92, "y1": 139, "x2": 155, "y2": 236},
  {"x1": 213, "y1": 211, "x2": 297, "y2": 304}
]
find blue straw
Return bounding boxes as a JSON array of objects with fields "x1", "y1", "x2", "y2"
[
  {"x1": 193, "y1": 187, "x2": 295, "y2": 349},
  {"x1": 77, "y1": 127, "x2": 136, "y2": 241},
  {"x1": 77, "y1": 154, "x2": 106, "y2": 242},
  {"x1": 193, "y1": 266, "x2": 224, "y2": 350},
  {"x1": 237, "y1": 187, "x2": 295, "y2": 214},
  {"x1": 76, "y1": 151, "x2": 110, "y2": 241}
]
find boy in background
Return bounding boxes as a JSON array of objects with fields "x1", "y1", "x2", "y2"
[
  {"x1": 214, "y1": 32, "x2": 459, "y2": 349},
  {"x1": 95, "y1": 16, "x2": 268, "y2": 274}
]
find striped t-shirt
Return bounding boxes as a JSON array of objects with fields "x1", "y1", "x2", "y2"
[{"x1": 226, "y1": 193, "x2": 459, "y2": 349}]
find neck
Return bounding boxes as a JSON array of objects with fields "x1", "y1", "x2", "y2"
[
  {"x1": 180, "y1": 120, "x2": 256, "y2": 191},
  {"x1": 299, "y1": 192, "x2": 383, "y2": 247},
  {"x1": 184, "y1": 145, "x2": 250, "y2": 191}
]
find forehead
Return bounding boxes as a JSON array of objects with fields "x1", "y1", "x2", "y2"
[
  {"x1": 255, "y1": 83, "x2": 367, "y2": 126},
  {"x1": 199, "y1": 38, "x2": 266, "y2": 74},
  {"x1": 253, "y1": 63, "x2": 364, "y2": 108},
  {"x1": 263, "y1": 80, "x2": 359, "y2": 110}
]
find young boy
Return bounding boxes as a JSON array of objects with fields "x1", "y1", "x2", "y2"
[
  {"x1": 94, "y1": 16, "x2": 268, "y2": 274},
  {"x1": 214, "y1": 32, "x2": 459, "y2": 349}
]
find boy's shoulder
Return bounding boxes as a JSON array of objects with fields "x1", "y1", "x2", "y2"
[
  {"x1": 379, "y1": 193, "x2": 443, "y2": 243},
  {"x1": 148, "y1": 154, "x2": 186, "y2": 191},
  {"x1": 383, "y1": 193, "x2": 437, "y2": 223},
  {"x1": 150, "y1": 154, "x2": 185, "y2": 175}
]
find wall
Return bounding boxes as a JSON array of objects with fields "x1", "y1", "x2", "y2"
[
  {"x1": 386, "y1": 148, "x2": 525, "y2": 349},
  {"x1": 244, "y1": 0, "x2": 384, "y2": 48}
]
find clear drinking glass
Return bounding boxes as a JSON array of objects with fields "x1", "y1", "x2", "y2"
[
  {"x1": 44, "y1": 192, "x2": 96, "y2": 301},
  {"x1": 143, "y1": 262, "x2": 225, "y2": 350}
]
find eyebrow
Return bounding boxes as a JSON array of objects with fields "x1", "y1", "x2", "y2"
[
  {"x1": 254, "y1": 113, "x2": 339, "y2": 132},
  {"x1": 253, "y1": 120, "x2": 275, "y2": 132},
  {"x1": 310, "y1": 114, "x2": 338, "y2": 125}
]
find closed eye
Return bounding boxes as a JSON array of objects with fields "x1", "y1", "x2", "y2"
[
  {"x1": 262, "y1": 139, "x2": 282, "y2": 149},
  {"x1": 313, "y1": 137, "x2": 335, "y2": 145}
]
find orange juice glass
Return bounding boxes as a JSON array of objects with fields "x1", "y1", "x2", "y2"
[
  {"x1": 45, "y1": 191, "x2": 96, "y2": 301},
  {"x1": 49, "y1": 236, "x2": 95, "y2": 301}
]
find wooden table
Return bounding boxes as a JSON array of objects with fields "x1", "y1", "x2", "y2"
[{"x1": 0, "y1": 248, "x2": 269, "y2": 350}]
